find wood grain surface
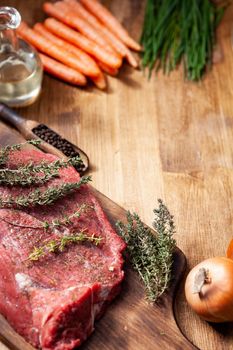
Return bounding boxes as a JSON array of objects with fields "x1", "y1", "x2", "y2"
[{"x1": 0, "y1": 1, "x2": 233, "y2": 349}]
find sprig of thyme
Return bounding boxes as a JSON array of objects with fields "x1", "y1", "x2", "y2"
[
  {"x1": 28, "y1": 231, "x2": 102, "y2": 261},
  {"x1": 0, "y1": 204, "x2": 92, "y2": 230},
  {"x1": 0, "y1": 156, "x2": 82, "y2": 186},
  {"x1": 45, "y1": 203, "x2": 93, "y2": 229},
  {"x1": 116, "y1": 199, "x2": 176, "y2": 302},
  {"x1": 0, "y1": 140, "x2": 41, "y2": 166},
  {"x1": 0, "y1": 176, "x2": 91, "y2": 208}
]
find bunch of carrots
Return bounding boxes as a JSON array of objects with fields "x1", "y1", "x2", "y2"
[{"x1": 17, "y1": 0, "x2": 141, "y2": 90}]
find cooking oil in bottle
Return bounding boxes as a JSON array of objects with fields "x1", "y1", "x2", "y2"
[{"x1": 0, "y1": 7, "x2": 43, "y2": 107}]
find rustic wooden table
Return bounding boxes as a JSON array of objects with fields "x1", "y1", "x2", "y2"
[{"x1": 0, "y1": 1, "x2": 233, "y2": 349}]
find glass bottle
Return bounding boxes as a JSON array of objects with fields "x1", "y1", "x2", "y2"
[{"x1": 0, "y1": 7, "x2": 43, "y2": 107}]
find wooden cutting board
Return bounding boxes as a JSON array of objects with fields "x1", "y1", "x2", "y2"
[{"x1": 0, "y1": 122, "x2": 198, "y2": 350}]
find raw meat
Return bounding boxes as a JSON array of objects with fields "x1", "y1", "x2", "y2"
[{"x1": 0, "y1": 149, "x2": 126, "y2": 350}]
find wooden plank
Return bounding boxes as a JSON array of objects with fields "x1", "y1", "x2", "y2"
[{"x1": 0, "y1": 1, "x2": 233, "y2": 349}]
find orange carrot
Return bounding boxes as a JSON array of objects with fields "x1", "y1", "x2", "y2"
[
  {"x1": 91, "y1": 70, "x2": 106, "y2": 89},
  {"x1": 35, "y1": 23, "x2": 116, "y2": 78},
  {"x1": 39, "y1": 53, "x2": 86, "y2": 86},
  {"x1": 17, "y1": 22, "x2": 88, "y2": 85},
  {"x1": 34, "y1": 23, "x2": 106, "y2": 89},
  {"x1": 34, "y1": 22, "x2": 101, "y2": 78},
  {"x1": 43, "y1": 1, "x2": 120, "y2": 59},
  {"x1": 63, "y1": 0, "x2": 124, "y2": 56},
  {"x1": 44, "y1": 17, "x2": 122, "y2": 69},
  {"x1": 96, "y1": 60, "x2": 118, "y2": 76},
  {"x1": 80, "y1": 0, "x2": 141, "y2": 52},
  {"x1": 36, "y1": 21, "x2": 116, "y2": 77},
  {"x1": 63, "y1": 0, "x2": 138, "y2": 68}
]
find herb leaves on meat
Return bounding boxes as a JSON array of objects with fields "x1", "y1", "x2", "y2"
[
  {"x1": 42, "y1": 204, "x2": 93, "y2": 230},
  {"x1": 0, "y1": 140, "x2": 41, "y2": 166},
  {"x1": 116, "y1": 199, "x2": 176, "y2": 302},
  {"x1": 0, "y1": 204, "x2": 92, "y2": 230},
  {"x1": 0, "y1": 176, "x2": 91, "y2": 208},
  {"x1": 28, "y1": 231, "x2": 102, "y2": 261},
  {"x1": 0, "y1": 156, "x2": 82, "y2": 186}
]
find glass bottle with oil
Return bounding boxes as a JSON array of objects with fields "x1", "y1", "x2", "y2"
[{"x1": 0, "y1": 7, "x2": 43, "y2": 107}]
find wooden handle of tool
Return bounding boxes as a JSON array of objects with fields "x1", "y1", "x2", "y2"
[{"x1": 0, "y1": 103, "x2": 26, "y2": 133}]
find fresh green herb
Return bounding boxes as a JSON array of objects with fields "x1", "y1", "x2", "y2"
[
  {"x1": 0, "y1": 156, "x2": 82, "y2": 186},
  {"x1": 47, "y1": 204, "x2": 93, "y2": 229},
  {"x1": 0, "y1": 140, "x2": 41, "y2": 166},
  {"x1": 141, "y1": 0, "x2": 226, "y2": 80},
  {"x1": 0, "y1": 176, "x2": 91, "y2": 208},
  {"x1": 116, "y1": 199, "x2": 176, "y2": 302},
  {"x1": 28, "y1": 231, "x2": 102, "y2": 261},
  {"x1": 0, "y1": 204, "x2": 91, "y2": 230}
]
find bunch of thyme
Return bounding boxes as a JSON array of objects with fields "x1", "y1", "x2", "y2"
[
  {"x1": 0, "y1": 176, "x2": 91, "y2": 208},
  {"x1": 28, "y1": 231, "x2": 102, "y2": 261},
  {"x1": 0, "y1": 156, "x2": 82, "y2": 186},
  {"x1": 141, "y1": 0, "x2": 226, "y2": 80},
  {"x1": 116, "y1": 199, "x2": 176, "y2": 302}
]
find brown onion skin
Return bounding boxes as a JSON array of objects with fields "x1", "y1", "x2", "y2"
[{"x1": 185, "y1": 257, "x2": 233, "y2": 323}]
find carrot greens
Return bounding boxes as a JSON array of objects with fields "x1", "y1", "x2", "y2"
[{"x1": 141, "y1": 0, "x2": 226, "y2": 80}]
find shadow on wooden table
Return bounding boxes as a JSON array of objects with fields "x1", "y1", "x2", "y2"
[
  {"x1": 117, "y1": 65, "x2": 142, "y2": 89},
  {"x1": 211, "y1": 322, "x2": 233, "y2": 337}
]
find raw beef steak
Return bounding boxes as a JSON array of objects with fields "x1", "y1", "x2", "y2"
[{"x1": 0, "y1": 149, "x2": 126, "y2": 350}]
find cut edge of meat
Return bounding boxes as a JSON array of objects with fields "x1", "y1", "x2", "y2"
[{"x1": 38, "y1": 283, "x2": 101, "y2": 350}]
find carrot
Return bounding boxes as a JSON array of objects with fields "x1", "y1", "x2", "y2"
[
  {"x1": 96, "y1": 60, "x2": 118, "y2": 76},
  {"x1": 36, "y1": 21, "x2": 116, "y2": 77},
  {"x1": 17, "y1": 22, "x2": 87, "y2": 85},
  {"x1": 34, "y1": 23, "x2": 106, "y2": 89},
  {"x1": 63, "y1": 0, "x2": 124, "y2": 56},
  {"x1": 35, "y1": 23, "x2": 116, "y2": 78},
  {"x1": 44, "y1": 17, "x2": 122, "y2": 69},
  {"x1": 80, "y1": 0, "x2": 141, "y2": 52},
  {"x1": 43, "y1": 1, "x2": 120, "y2": 59},
  {"x1": 39, "y1": 53, "x2": 87, "y2": 86},
  {"x1": 63, "y1": 0, "x2": 138, "y2": 68},
  {"x1": 34, "y1": 23, "x2": 101, "y2": 78},
  {"x1": 91, "y1": 70, "x2": 106, "y2": 89}
]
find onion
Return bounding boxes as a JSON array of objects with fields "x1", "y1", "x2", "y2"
[
  {"x1": 185, "y1": 257, "x2": 233, "y2": 323},
  {"x1": 227, "y1": 238, "x2": 233, "y2": 259}
]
